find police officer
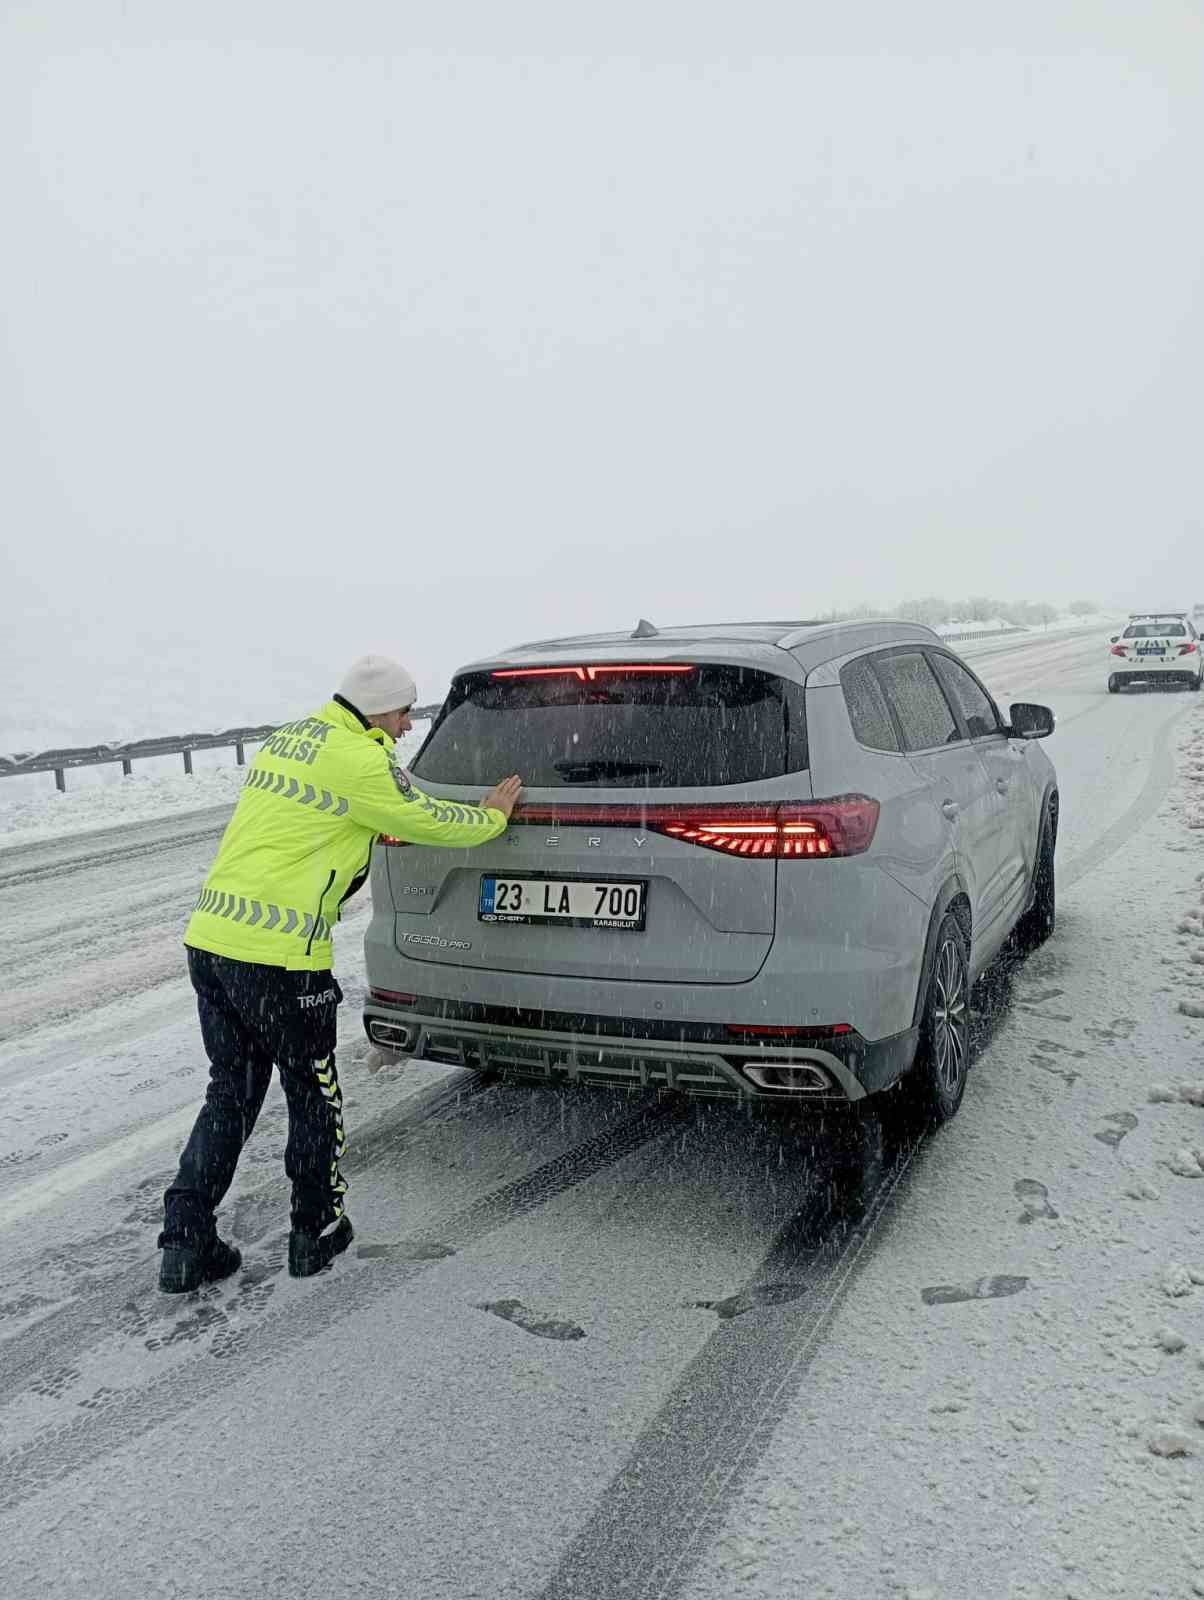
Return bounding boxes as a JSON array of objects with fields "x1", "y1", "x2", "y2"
[{"x1": 158, "y1": 655, "x2": 522, "y2": 1292}]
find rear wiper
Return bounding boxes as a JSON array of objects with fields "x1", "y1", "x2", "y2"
[{"x1": 552, "y1": 758, "x2": 665, "y2": 782}]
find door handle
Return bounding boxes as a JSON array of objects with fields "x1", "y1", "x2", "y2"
[{"x1": 941, "y1": 800, "x2": 960, "y2": 819}]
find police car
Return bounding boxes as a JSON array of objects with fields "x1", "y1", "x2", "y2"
[{"x1": 1107, "y1": 613, "x2": 1203, "y2": 693}]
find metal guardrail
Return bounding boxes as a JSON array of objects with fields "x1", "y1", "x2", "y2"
[
  {"x1": 934, "y1": 626, "x2": 1030, "y2": 645},
  {"x1": 0, "y1": 705, "x2": 444, "y2": 792}
]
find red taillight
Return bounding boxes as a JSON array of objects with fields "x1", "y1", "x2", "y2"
[
  {"x1": 660, "y1": 798, "x2": 878, "y2": 859},
  {"x1": 491, "y1": 664, "x2": 696, "y2": 683},
  {"x1": 370, "y1": 988, "x2": 416, "y2": 1005},
  {"x1": 1110, "y1": 645, "x2": 1128, "y2": 657},
  {"x1": 1179, "y1": 642, "x2": 1198, "y2": 656},
  {"x1": 661, "y1": 813, "x2": 828, "y2": 857},
  {"x1": 726, "y1": 1022, "x2": 854, "y2": 1039},
  {"x1": 511, "y1": 796, "x2": 879, "y2": 859},
  {"x1": 379, "y1": 835, "x2": 410, "y2": 847}
]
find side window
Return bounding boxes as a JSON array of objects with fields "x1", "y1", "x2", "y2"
[
  {"x1": 930, "y1": 653, "x2": 1002, "y2": 740},
  {"x1": 873, "y1": 652, "x2": 960, "y2": 751},
  {"x1": 840, "y1": 657, "x2": 901, "y2": 752}
]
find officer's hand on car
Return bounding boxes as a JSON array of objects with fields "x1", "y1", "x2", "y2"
[{"x1": 481, "y1": 775, "x2": 523, "y2": 819}]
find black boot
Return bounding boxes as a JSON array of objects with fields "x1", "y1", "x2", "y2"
[
  {"x1": 289, "y1": 1215, "x2": 354, "y2": 1278},
  {"x1": 158, "y1": 1234, "x2": 242, "y2": 1294}
]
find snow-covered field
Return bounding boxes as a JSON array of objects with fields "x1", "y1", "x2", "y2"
[{"x1": 1, "y1": 625, "x2": 1202, "y2": 1600}]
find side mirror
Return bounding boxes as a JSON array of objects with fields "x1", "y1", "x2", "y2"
[
  {"x1": 1009, "y1": 702, "x2": 1055, "y2": 741},
  {"x1": 1109, "y1": 636, "x2": 1119, "y2": 644}
]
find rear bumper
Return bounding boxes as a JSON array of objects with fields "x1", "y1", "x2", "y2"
[
  {"x1": 362, "y1": 994, "x2": 918, "y2": 1103},
  {"x1": 1110, "y1": 662, "x2": 1198, "y2": 682}
]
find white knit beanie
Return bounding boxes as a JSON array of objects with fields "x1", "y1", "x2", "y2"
[{"x1": 338, "y1": 655, "x2": 418, "y2": 716}]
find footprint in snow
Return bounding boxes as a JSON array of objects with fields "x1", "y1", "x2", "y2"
[
  {"x1": 686, "y1": 1282, "x2": 809, "y2": 1320},
  {"x1": 0, "y1": 1291, "x2": 54, "y2": 1325},
  {"x1": 31, "y1": 1363, "x2": 81, "y2": 1400},
  {"x1": 1085, "y1": 1018, "x2": 1139, "y2": 1044},
  {"x1": 357, "y1": 1240, "x2": 457, "y2": 1262},
  {"x1": 1034, "y1": 1039, "x2": 1088, "y2": 1060},
  {"x1": 78, "y1": 1386, "x2": 124, "y2": 1413},
  {"x1": 144, "y1": 1301, "x2": 229, "y2": 1352},
  {"x1": 1030, "y1": 1054, "x2": 1080, "y2": 1088},
  {"x1": 475, "y1": 1298, "x2": 586, "y2": 1341},
  {"x1": 1014, "y1": 1179, "x2": 1058, "y2": 1224},
  {"x1": 232, "y1": 1264, "x2": 279, "y2": 1313},
  {"x1": 921, "y1": 1276, "x2": 1029, "y2": 1307},
  {"x1": 1093, "y1": 1112, "x2": 1139, "y2": 1151},
  {"x1": 0, "y1": 1149, "x2": 41, "y2": 1170}
]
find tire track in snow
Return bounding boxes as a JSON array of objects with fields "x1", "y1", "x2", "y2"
[
  {"x1": 0, "y1": 807, "x2": 231, "y2": 890},
  {"x1": 1061, "y1": 699, "x2": 1192, "y2": 889},
  {"x1": 535, "y1": 1113, "x2": 924, "y2": 1600}
]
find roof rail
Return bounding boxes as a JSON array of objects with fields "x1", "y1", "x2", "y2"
[{"x1": 776, "y1": 617, "x2": 935, "y2": 650}]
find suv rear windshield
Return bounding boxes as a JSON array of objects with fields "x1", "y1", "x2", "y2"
[
  {"x1": 1124, "y1": 622, "x2": 1186, "y2": 638},
  {"x1": 412, "y1": 665, "x2": 808, "y2": 788}
]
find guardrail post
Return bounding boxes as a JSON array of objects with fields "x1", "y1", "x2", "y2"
[
  {"x1": 122, "y1": 759, "x2": 133, "y2": 777},
  {"x1": 236, "y1": 741, "x2": 245, "y2": 766},
  {"x1": 55, "y1": 768, "x2": 66, "y2": 793},
  {"x1": 183, "y1": 750, "x2": 193, "y2": 776}
]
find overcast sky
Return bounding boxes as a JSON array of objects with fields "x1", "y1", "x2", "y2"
[{"x1": 2, "y1": 1, "x2": 1203, "y2": 741}]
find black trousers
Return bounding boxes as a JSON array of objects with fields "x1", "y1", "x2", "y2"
[{"x1": 161, "y1": 948, "x2": 348, "y2": 1246}]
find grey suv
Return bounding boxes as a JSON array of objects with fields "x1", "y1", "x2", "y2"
[{"x1": 363, "y1": 619, "x2": 1058, "y2": 1122}]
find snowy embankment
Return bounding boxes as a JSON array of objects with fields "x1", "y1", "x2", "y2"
[
  {"x1": 0, "y1": 724, "x2": 431, "y2": 852},
  {"x1": 933, "y1": 617, "x2": 1022, "y2": 638},
  {"x1": 934, "y1": 611, "x2": 1121, "y2": 641}
]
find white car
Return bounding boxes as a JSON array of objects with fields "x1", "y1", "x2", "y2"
[{"x1": 1108, "y1": 614, "x2": 1203, "y2": 693}]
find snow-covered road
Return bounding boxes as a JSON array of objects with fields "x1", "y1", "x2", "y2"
[{"x1": 1, "y1": 628, "x2": 1202, "y2": 1600}]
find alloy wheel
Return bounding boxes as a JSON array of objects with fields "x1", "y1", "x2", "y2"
[{"x1": 930, "y1": 936, "x2": 968, "y2": 1095}]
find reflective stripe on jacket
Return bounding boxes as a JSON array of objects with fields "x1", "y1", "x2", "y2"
[{"x1": 184, "y1": 697, "x2": 506, "y2": 971}]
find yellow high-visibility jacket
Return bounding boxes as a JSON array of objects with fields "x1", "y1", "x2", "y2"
[{"x1": 184, "y1": 697, "x2": 506, "y2": 971}]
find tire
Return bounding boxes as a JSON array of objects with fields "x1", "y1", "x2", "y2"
[
  {"x1": 1192, "y1": 672, "x2": 1203, "y2": 693},
  {"x1": 897, "y1": 913, "x2": 970, "y2": 1124},
  {"x1": 1107, "y1": 674, "x2": 1121, "y2": 694},
  {"x1": 1014, "y1": 812, "x2": 1056, "y2": 955}
]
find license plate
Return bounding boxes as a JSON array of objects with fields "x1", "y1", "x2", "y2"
[
  {"x1": 479, "y1": 875, "x2": 647, "y2": 930},
  {"x1": 1136, "y1": 644, "x2": 1165, "y2": 656}
]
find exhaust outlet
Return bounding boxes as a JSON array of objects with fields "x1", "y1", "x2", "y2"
[
  {"x1": 368, "y1": 1019, "x2": 415, "y2": 1052},
  {"x1": 741, "y1": 1062, "x2": 831, "y2": 1093}
]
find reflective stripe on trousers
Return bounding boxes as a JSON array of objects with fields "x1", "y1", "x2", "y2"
[{"x1": 314, "y1": 1055, "x2": 348, "y2": 1217}]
